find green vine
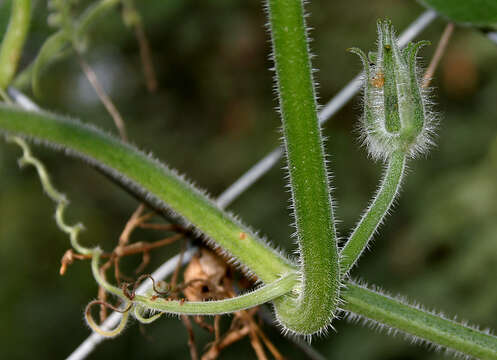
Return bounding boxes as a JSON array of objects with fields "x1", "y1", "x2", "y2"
[
  {"x1": 1, "y1": 0, "x2": 497, "y2": 358},
  {"x1": 266, "y1": 0, "x2": 340, "y2": 335}
]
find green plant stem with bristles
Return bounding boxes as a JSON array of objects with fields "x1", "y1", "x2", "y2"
[
  {"x1": 2, "y1": 2, "x2": 497, "y2": 356},
  {"x1": 1, "y1": 105, "x2": 497, "y2": 358},
  {"x1": 90, "y1": 249, "x2": 299, "y2": 315},
  {"x1": 134, "y1": 273, "x2": 299, "y2": 315},
  {"x1": 0, "y1": 0, "x2": 31, "y2": 90},
  {"x1": 0, "y1": 105, "x2": 294, "y2": 283},
  {"x1": 266, "y1": 0, "x2": 340, "y2": 335},
  {"x1": 341, "y1": 151, "x2": 406, "y2": 274},
  {"x1": 342, "y1": 283, "x2": 497, "y2": 359}
]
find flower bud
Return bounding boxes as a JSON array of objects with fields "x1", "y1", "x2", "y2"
[{"x1": 349, "y1": 20, "x2": 435, "y2": 160}]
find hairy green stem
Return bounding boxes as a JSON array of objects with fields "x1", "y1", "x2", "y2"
[
  {"x1": 0, "y1": 105, "x2": 293, "y2": 283},
  {"x1": 266, "y1": 0, "x2": 339, "y2": 335},
  {"x1": 134, "y1": 272, "x2": 298, "y2": 315},
  {"x1": 91, "y1": 249, "x2": 297, "y2": 317},
  {"x1": 1, "y1": 105, "x2": 496, "y2": 358},
  {"x1": 340, "y1": 151, "x2": 406, "y2": 274},
  {"x1": 0, "y1": 0, "x2": 31, "y2": 89},
  {"x1": 343, "y1": 282, "x2": 497, "y2": 359}
]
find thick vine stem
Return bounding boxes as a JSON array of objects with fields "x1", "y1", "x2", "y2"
[
  {"x1": 0, "y1": 0, "x2": 31, "y2": 90},
  {"x1": 340, "y1": 151, "x2": 406, "y2": 275},
  {"x1": 266, "y1": 0, "x2": 340, "y2": 335},
  {"x1": 342, "y1": 281, "x2": 497, "y2": 359},
  {"x1": 0, "y1": 105, "x2": 294, "y2": 283},
  {"x1": 2, "y1": 105, "x2": 497, "y2": 359}
]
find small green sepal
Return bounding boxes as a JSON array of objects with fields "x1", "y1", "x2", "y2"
[{"x1": 350, "y1": 20, "x2": 436, "y2": 161}]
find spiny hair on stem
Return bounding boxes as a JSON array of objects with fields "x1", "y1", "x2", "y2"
[
  {"x1": 0, "y1": 107, "x2": 293, "y2": 282},
  {"x1": 344, "y1": 279, "x2": 496, "y2": 360},
  {"x1": 264, "y1": 0, "x2": 321, "y2": 117},
  {"x1": 340, "y1": 155, "x2": 407, "y2": 276},
  {"x1": 272, "y1": 298, "x2": 340, "y2": 342}
]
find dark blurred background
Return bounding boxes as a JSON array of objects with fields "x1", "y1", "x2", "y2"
[{"x1": 1, "y1": 0, "x2": 496, "y2": 359}]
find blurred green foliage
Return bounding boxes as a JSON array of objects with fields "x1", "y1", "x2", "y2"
[
  {"x1": 1, "y1": 0, "x2": 496, "y2": 359},
  {"x1": 419, "y1": 0, "x2": 497, "y2": 29}
]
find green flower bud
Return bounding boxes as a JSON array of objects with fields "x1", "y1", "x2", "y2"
[{"x1": 349, "y1": 20, "x2": 436, "y2": 160}]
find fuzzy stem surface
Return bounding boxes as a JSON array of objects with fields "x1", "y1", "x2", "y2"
[
  {"x1": 1, "y1": 104, "x2": 496, "y2": 358},
  {"x1": 266, "y1": 0, "x2": 340, "y2": 335},
  {"x1": 135, "y1": 272, "x2": 299, "y2": 315},
  {"x1": 343, "y1": 282, "x2": 497, "y2": 359},
  {"x1": 0, "y1": 105, "x2": 294, "y2": 283},
  {"x1": 341, "y1": 151, "x2": 406, "y2": 274}
]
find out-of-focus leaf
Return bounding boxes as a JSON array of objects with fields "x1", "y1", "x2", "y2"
[
  {"x1": 419, "y1": 0, "x2": 497, "y2": 29},
  {"x1": 31, "y1": 31, "x2": 69, "y2": 97}
]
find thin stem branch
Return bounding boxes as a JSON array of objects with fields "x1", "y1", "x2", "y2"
[
  {"x1": 134, "y1": 273, "x2": 298, "y2": 315},
  {"x1": 134, "y1": 22, "x2": 158, "y2": 93},
  {"x1": 121, "y1": 0, "x2": 158, "y2": 93},
  {"x1": 78, "y1": 55, "x2": 128, "y2": 141},
  {"x1": 423, "y1": 23, "x2": 454, "y2": 88},
  {"x1": 340, "y1": 152, "x2": 406, "y2": 275},
  {"x1": 181, "y1": 315, "x2": 199, "y2": 360},
  {"x1": 0, "y1": 0, "x2": 31, "y2": 90}
]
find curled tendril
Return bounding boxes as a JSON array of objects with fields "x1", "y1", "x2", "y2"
[
  {"x1": 122, "y1": 274, "x2": 170, "y2": 301},
  {"x1": 133, "y1": 305, "x2": 163, "y2": 324},
  {"x1": 7, "y1": 136, "x2": 92, "y2": 255},
  {"x1": 84, "y1": 300, "x2": 132, "y2": 337}
]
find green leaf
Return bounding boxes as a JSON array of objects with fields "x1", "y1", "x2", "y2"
[
  {"x1": 418, "y1": 0, "x2": 497, "y2": 29},
  {"x1": 31, "y1": 31, "x2": 70, "y2": 97}
]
